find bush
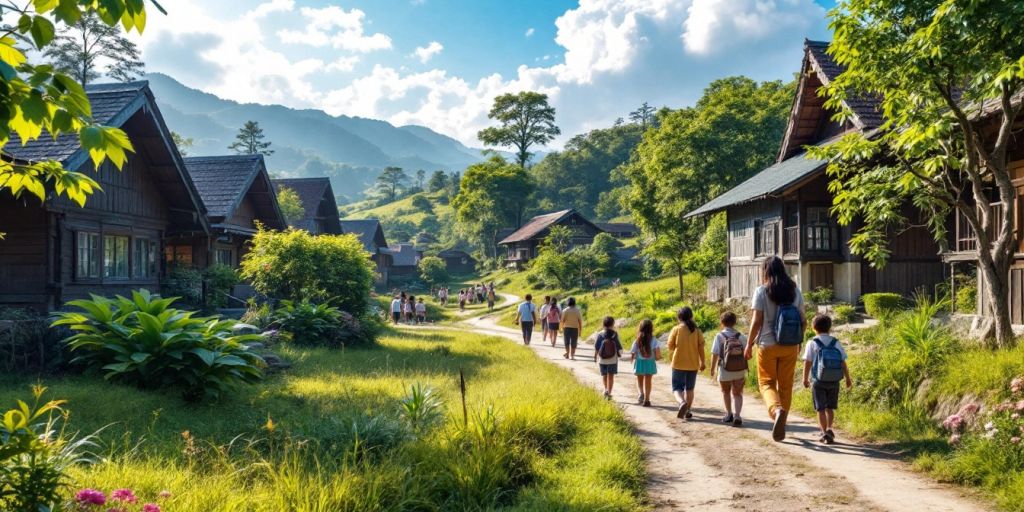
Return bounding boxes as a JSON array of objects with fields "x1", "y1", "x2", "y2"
[
  {"x1": 693, "y1": 304, "x2": 719, "y2": 332},
  {"x1": 956, "y1": 277, "x2": 977, "y2": 314},
  {"x1": 418, "y1": 256, "x2": 449, "y2": 287},
  {"x1": 862, "y1": 292, "x2": 905, "y2": 319},
  {"x1": 833, "y1": 303, "x2": 857, "y2": 324},
  {"x1": 805, "y1": 287, "x2": 834, "y2": 305},
  {"x1": 203, "y1": 263, "x2": 239, "y2": 309},
  {"x1": 0, "y1": 308, "x2": 63, "y2": 372},
  {"x1": 240, "y1": 228, "x2": 375, "y2": 317},
  {"x1": 52, "y1": 289, "x2": 265, "y2": 401},
  {"x1": 240, "y1": 301, "x2": 274, "y2": 329},
  {"x1": 271, "y1": 299, "x2": 373, "y2": 348},
  {"x1": 411, "y1": 195, "x2": 433, "y2": 212},
  {"x1": 160, "y1": 263, "x2": 202, "y2": 309}
]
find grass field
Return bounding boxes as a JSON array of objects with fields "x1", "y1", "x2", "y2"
[
  {"x1": 1, "y1": 328, "x2": 646, "y2": 511},
  {"x1": 342, "y1": 191, "x2": 453, "y2": 226}
]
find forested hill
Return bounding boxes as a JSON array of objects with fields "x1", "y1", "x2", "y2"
[{"x1": 144, "y1": 72, "x2": 495, "y2": 202}]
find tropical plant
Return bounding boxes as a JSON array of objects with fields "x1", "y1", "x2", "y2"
[
  {"x1": 399, "y1": 383, "x2": 444, "y2": 435},
  {"x1": 271, "y1": 300, "x2": 345, "y2": 348},
  {"x1": 52, "y1": 290, "x2": 265, "y2": 401}
]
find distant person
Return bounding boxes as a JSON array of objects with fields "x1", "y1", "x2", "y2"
[
  {"x1": 629, "y1": 319, "x2": 660, "y2": 407},
  {"x1": 458, "y1": 289, "x2": 467, "y2": 312},
  {"x1": 439, "y1": 287, "x2": 448, "y2": 306},
  {"x1": 487, "y1": 288, "x2": 496, "y2": 312},
  {"x1": 540, "y1": 296, "x2": 551, "y2": 341},
  {"x1": 514, "y1": 294, "x2": 537, "y2": 345},
  {"x1": 710, "y1": 311, "x2": 748, "y2": 427},
  {"x1": 667, "y1": 307, "x2": 705, "y2": 420},
  {"x1": 802, "y1": 314, "x2": 852, "y2": 444},
  {"x1": 545, "y1": 297, "x2": 562, "y2": 347},
  {"x1": 561, "y1": 297, "x2": 583, "y2": 359},
  {"x1": 390, "y1": 295, "x2": 402, "y2": 324},
  {"x1": 416, "y1": 297, "x2": 427, "y2": 325},
  {"x1": 405, "y1": 295, "x2": 416, "y2": 324},
  {"x1": 477, "y1": 283, "x2": 485, "y2": 303},
  {"x1": 594, "y1": 316, "x2": 623, "y2": 400},
  {"x1": 744, "y1": 256, "x2": 805, "y2": 442}
]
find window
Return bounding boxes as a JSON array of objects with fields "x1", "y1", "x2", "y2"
[
  {"x1": 165, "y1": 245, "x2": 193, "y2": 265},
  {"x1": 133, "y1": 239, "x2": 158, "y2": 278},
  {"x1": 214, "y1": 249, "x2": 233, "y2": 266},
  {"x1": 103, "y1": 235, "x2": 129, "y2": 278},
  {"x1": 805, "y1": 207, "x2": 834, "y2": 252},
  {"x1": 76, "y1": 232, "x2": 100, "y2": 279},
  {"x1": 755, "y1": 220, "x2": 779, "y2": 257},
  {"x1": 730, "y1": 220, "x2": 752, "y2": 239}
]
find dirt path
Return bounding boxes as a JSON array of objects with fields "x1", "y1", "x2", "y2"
[{"x1": 454, "y1": 295, "x2": 988, "y2": 512}]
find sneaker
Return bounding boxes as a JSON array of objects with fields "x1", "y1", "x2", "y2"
[
  {"x1": 772, "y1": 408, "x2": 788, "y2": 442},
  {"x1": 603, "y1": 391, "x2": 611, "y2": 400},
  {"x1": 825, "y1": 429, "x2": 835, "y2": 444},
  {"x1": 676, "y1": 402, "x2": 689, "y2": 419},
  {"x1": 722, "y1": 414, "x2": 734, "y2": 424},
  {"x1": 685, "y1": 411, "x2": 693, "y2": 419},
  {"x1": 819, "y1": 433, "x2": 829, "y2": 444},
  {"x1": 732, "y1": 417, "x2": 743, "y2": 427},
  {"x1": 643, "y1": 400, "x2": 652, "y2": 407},
  {"x1": 637, "y1": 393, "x2": 645, "y2": 404}
]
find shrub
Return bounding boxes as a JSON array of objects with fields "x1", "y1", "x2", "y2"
[
  {"x1": 0, "y1": 308, "x2": 63, "y2": 372},
  {"x1": 805, "y1": 287, "x2": 834, "y2": 305},
  {"x1": 411, "y1": 195, "x2": 433, "y2": 212},
  {"x1": 862, "y1": 292, "x2": 905, "y2": 319},
  {"x1": 833, "y1": 303, "x2": 857, "y2": 324},
  {"x1": 240, "y1": 301, "x2": 274, "y2": 329},
  {"x1": 240, "y1": 229, "x2": 375, "y2": 317},
  {"x1": 956, "y1": 278, "x2": 977, "y2": 314},
  {"x1": 418, "y1": 256, "x2": 449, "y2": 287},
  {"x1": 693, "y1": 304, "x2": 719, "y2": 332},
  {"x1": 271, "y1": 299, "x2": 373, "y2": 348},
  {"x1": 202, "y1": 264, "x2": 239, "y2": 309},
  {"x1": 52, "y1": 289, "x2": 265, "y2": 401},
  {"x1": 160, "y1": 263, "x2": 201, "y2": 309}
]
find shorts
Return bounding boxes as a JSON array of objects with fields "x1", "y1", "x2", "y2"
[
  {"x1": 563, "y1": 327, "x2": 579, "y2": 348},
  {"x1": 520, "y1": 321, "x2": 534, "y2": 341},
  {"x1": 671, "y1": 369, "x2": 698, "y2": 392},
  {"x1": 548, "y1": 322, "x2": 560, "y2": 331},
  {"x1": 600, "y1": 363, "x2": 618, "y2": 375},
  {"x1": 391, "y1": 311, "x2": 400, "y2": 322},
  {"x1": 812, "y1": 381, "x2": 840, "y2": 411},
  {"x1": 542, "y1": 319, "x2": 548, "y2": 331}
]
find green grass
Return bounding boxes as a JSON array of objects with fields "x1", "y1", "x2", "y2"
[
  {"x1": 342, "y1": 191, "x2": 453, "y2": 226},
  {"x1": 1, "y1": 328, "x2": 646, "y2": 511}
]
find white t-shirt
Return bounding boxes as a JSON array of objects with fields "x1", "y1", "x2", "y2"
[
  {"x1": 517, "y1": 301, "x2": 536, "y2": 322},
  {"x1": 539, "y1": 303, "x2": 550, "y2": 321},
  {"x1": 751, "y1": 284, "x2": 804, "y2": 346},
  {"x1": 415, "y1": 302, "x2": 426, "y2": 314},
  {"x1": 390, "y1": 299, "x2": 401, "y2": 313},
  {"x1": 802, "y1": 334, "x2": 848, "y2": 362},
  {"x1": 710, "y1": 328, "x2": 748, "y2": 359}
]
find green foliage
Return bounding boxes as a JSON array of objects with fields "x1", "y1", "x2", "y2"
[
  {"x1": 418, "y1": 256, "x2": 449, "y2": 287},
  {"x1": 805, "y1": 287, "x2": 835, "y2": 305},
  {"x1": 956, "y1": 276, "x2": 978, "y2": 314},
  {"x1": 411, "y1": 194, "x2": 433, "y2": 212},
  {"x1": 160, "y1": 263, "x2": 202, "y2": 309},
  {"x1": 271, "y1": 299, "x2": 371, "y2": 348},
  {"x1": 427, "y1": 170, "x2": 449, "y2": 193},
  {"x1": 693, "y1": 304, "x2": 718, "y2": 333},
  {"x1": 862, "y1": 292, "x2": 905, "y2": 319},
  {"x1": 44, "y1": 11, "x2": 144, "y2": 85},
  {"x1": 240, "y1": 302, "x2": 274, "y2": 330},
  {"x1": 228, "y1": 120, "x2": 273, "y2": 155},
  {"x1": 529, "y1": 229, "x2": 610, "y2": 290},
  {"x1": 0, "y1": 308, "x2": 62, "y2": 372},
  {"x1": 477, "y1": 91, "x2": 560, "y2": 168},
  {"x1": 833, "y1": 303, "x2": 857, "y2": 324},
  {"x1": 590, "y1": 232, "x2": 621, "y2": 258},
  {"x1": 376, "y1": 166, "x2": 409, "y2": 203},
  {"x1": 52, "y1": 290, "x2": 265, "y2": 402},
  {"x1": 452, "y1": 155, "x2": 534, "y2": 257},
  {"x1": 682, "y1": 212, "x2": 727, "y2": 277},
  {"x1": 202, "y1": 264, "x2": 239, "y2": 309},
  {"x1": 276, "y1": 186, "x2": 305, "y2": 225},
  {"x1": 399, "y1": 383, "x2": 444, "y2": 435},
  {"x1": 240, "y1": 229, "x2": 375, "y2": 317}
]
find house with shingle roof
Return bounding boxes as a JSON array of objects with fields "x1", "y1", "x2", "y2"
[
  {"x1": 497, "y1": 209, "x2": 604, "y2": 268},
  {"x1": 271, "y1": 177, "x2": 342, "y2": 235},
  {"x1": 685, "y1": 40, "x2": 945, "y2": 304},
  {"x1": 0, "y1": 81, "x2": 209, "y2": 310},
  {"x1": 340, "y1": 218, "x2": 392, "y2": 285},
  {"x1": 387, "y1": 243, "x2": 422, "y2": 276}
]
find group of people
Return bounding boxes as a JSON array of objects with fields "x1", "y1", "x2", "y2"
[
  {"x1": 513, "y1": 295, "x2": 585, "y2": 359},
  {"x1": 389, "y1": 292, "x2": 428, "y2": 325},
  {"x1": 516, "y1": 256, "x2": 854, "y2": 444},
  {"x1": 440, "y1": 282, "x2": 496, "y2": 312}
]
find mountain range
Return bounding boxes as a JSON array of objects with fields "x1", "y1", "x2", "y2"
[{"x1": 145, "y1": 73, "x2": 498, "y2": 203}]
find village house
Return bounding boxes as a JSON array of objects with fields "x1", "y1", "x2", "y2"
[
  {"x1": 437, "y1": 249, "x2": 476, "y2": 274},
  {"x1": 686, "y1": 40, "x2": 946, "y2": 304},
  {"x1": 595, "y1": 222, "x2": 639, "y2": 239},
  {"x1": 271, "y1": 177, "x2": 343, "y2": 235},
  {"x1": 340, "y1": 219, "x2": 392, "y2": 286},
  {"x1": 498, "y1": 209, "x2": 605, "y2": 268},
  {"x1": 0, "y1": 82, "x2": 209, "y2": 311},
  {"x1": 387, "y1": 243, "x2": 422, "y2": 276}
]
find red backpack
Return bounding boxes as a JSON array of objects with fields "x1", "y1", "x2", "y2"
[
  {"x1": 721, "y1": 331, "x2": 748, "y2": 372},
  {"x1": 599, "y1": 332, "x2": 619, "y2": 359}
]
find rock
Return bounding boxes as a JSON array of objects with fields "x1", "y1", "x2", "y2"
[{"x1": 233, "y1": 322, "x2": 260, "y2": 335}]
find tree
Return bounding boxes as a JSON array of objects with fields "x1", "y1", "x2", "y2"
[
  {"x1": 375, "y1": 166, "x2": 408, "y2": 203},
  {"x1": 0, "y1": 0, "x2": 152, "y2": 236},
  {"x1": 228, "y1": 120, "x2": 273, "y2": 156},
  {"x1": 43, "y1": 11, "x2": 144, "y2": 85},
  {"x1": 451, "y1": 155, "x2": 534, "y2": 257},
  {"x1": 427, "y1": 170, "x2": 448, "y2": 193},
  {"x1": 277, "y1": 186, "x2": 305, "y2": 226},
  {"x1": 621, "y1": 77, "x2": 793, "y2": 298},
  {"x1": 629, "y1": 102, "x2": 657, "y2": 130},
  {"x1": 171, "y1": 131, "x2": 193, "y2": 156},
  {"x1": 418, "y1": 256, "x2": 449, "y2": 287},
  {"x1": 411, "y1": 194, "x2": 433, "y2": 212},
  {"x1": 477, "y1": 91, "x2": 560, "y2": 168},
  {"x1": 415, "y1": 169, "x2": 426, "y2": 191},
  {"x1": 810, "y1": 0, "x2": 1024, "y2": 347}
]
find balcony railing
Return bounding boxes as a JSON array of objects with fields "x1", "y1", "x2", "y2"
[{"x1": 954, "y1": 202, "x2": 1002, "y2": 253}]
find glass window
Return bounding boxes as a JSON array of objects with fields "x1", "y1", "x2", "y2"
[
  {"x1": 214, "y1": 249, "x2": 233, "y2": 266},
  {"x1": 165, "y1": 245, "x2": 193, "y2": 265},
  {"x1": 103, "y1": 235, "x2": 129, "y2": 279},
  {"x1": 755, "y1": 220, "x2": 778, "y2": 257},
  {"x1": 730, "y1": 220, "x2": 752, "y2": 239},
  {"x1": 133, "y1": 239, "x2": 158, "y2": 278},
  {"x1": 805, "y1": 207, "x2": 834, "y2": 252},
  {"x1": 76, "y1": 232, "x2": 100, "y2": 279}
]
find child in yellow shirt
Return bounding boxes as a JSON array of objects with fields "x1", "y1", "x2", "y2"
[{"x1": 667, "y1": 307, "x2": 705, "y2": 420}]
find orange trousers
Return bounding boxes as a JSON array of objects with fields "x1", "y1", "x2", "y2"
[{"x1": 756, "y1": 343, "x2": 800, "y2": 418}]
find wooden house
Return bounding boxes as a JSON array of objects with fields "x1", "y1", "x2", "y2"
[
  {"x1": 340, "y1": 219, "x2": 392, "y2": 285},
  {"x1": 498, "y1": 209, "x2": 605, "y2": 268},
  {"x1": 437, "y1": 249, "x2": 476, "y2": 274},
  {"x1": 387, "y1": 243, "x2": 422, "y2": 276},
  {"x1": 271, "y1": 177, "x2": 342, "y2": 235},
  {"x1": 596, "y1": 222, "x2": 639, "y2": 239},
  {"x1": 0, "y1": 82, "x2": 209, "y2": 310},
  {"x1": 169, "y1": 155, "x2": 287, "y2": 269},
  {"x1": 686, "y1": 40, "x2": 946, "y2": 304}
]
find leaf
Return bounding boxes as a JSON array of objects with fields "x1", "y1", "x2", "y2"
[
  {"x1": 130, "y1": 352, "x2": 150, "y2": 363},
  {"x1": 29, "y1": 16, "x2": 55, "y2": 48},
  {"x1": 188, "y1": 348, "x2": 216, "y2": 366},
  {"x1": 0, "y1": 38, "x2": 27, "y2": 67}
]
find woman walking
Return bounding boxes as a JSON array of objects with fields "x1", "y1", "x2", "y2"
[
  {"x1": 630, "y1": 319, "x2": 660, "y2": 407},
  {"x1": 743, "y1": 256, "x2": 805, "y2": 442},
  {"x1": 561, "y1": 297, "x2": 583, "y2": 359},
  {"x1": 545, "y1": 297, "x2": 562, "y2": 347}
]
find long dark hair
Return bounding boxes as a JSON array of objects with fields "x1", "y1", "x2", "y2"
[
  {"x1": 678, "y1": 307, "x2": 696, "y2": 333},
  {"x1": 603, "y1": 316, "x2": 616, "y2": 340},
  {"x1": 762, "y1": 256, "x2": 796, "y2": 305},
  {"x1": 636, "y1": 319, "x2": 654, "y2": 358}
]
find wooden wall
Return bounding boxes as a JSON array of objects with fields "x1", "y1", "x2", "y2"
[{"x1": 0, "y1": 196, "x2": 49, "y2": 309}]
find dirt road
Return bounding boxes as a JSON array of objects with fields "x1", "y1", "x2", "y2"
[{"x1": 459, "y1": 295, "x2": 988, "y2": 511}]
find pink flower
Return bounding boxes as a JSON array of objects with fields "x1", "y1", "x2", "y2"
[
  {"x1": 943, "y1": 414, "x2": 965, "y2": 431},
  {"x1": 1016, "y1": 400, "x2": 1024, "y2": 411},
  {"x1": 110, "y1": 489, "x2": 138, "y2": 504},
  {"x1": 75, "y1": 488, "x2": 106, "y2": 506},
  {"x1": 1011, "y1": 377, "x2": 1024, "y2": 394},
  {"x1": 949, "y1": 433, "x2": 961, "y2": 445},
  {"x1": 142, "y1": 504, "x2": 161, "y2": 512},
  {"x1": 1012, "y1": 437, "x2": 1022, "y2": 444},
  {"x1": 158, "y1": 490, "x2": 172, "y2": 499},
  {"x1": 960, "y1": 403, "x2": 981, "y2": 415}
]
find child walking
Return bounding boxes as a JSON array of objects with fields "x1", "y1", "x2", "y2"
[
  {"x1": 415, "y1": 297, "x2": 427, "y2": 324},
  {"x1": 710, "y1": 311, "x2": 747, "y2": 427},
  {"x1": 545, "y1": 298, "x2": 561, "y2": 347},
  {"x1": 802, "y1": 314, "x2": 853, "y2": 444},
  {"x1": 667, "y1": 307, "x2": 705, "y2": 420},
  {"x1": 630, "y1": 319, "x2": 660, "y2": 407},
  {"x1": 594, "y1": 316, "x2": 623, "y2": 400}
]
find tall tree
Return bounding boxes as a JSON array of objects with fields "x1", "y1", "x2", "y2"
[
  {"x1": 375, "y1": 166, "x2": 408, "y2": 203},
  {"x1": 811, "y1": 0, "x2": 1024, "y2": 347},
  {"x1": 452, "y1": 155, "x2": 534, "y2": 257},
  {"x1": 622, "y1": 77, "x2": 793, "y2": 298},
  {"x1": 229, "y1": 121, "x2": 274, "y2": 156},
  {"x1": 629, "y1": 102, "x2": 656, "y2": 130},
  {"x1": 427, "y1": 170, "x2": 448, "y2": 193},
  {"x1": 477, "y1": 91, "x2": 560, "y2": 168},
  {"x1": 171, "y1": 131, "x2": 193, "y2": 156},
  {"x1": 415, "y1": 169, "x2": 426, "y2": 190},
  {"x1": 43, "y1": 11, "x2": 144, "y2": 85},
  {"x1": 276, "y1": 186, "x2": 305, "y2": 226}
]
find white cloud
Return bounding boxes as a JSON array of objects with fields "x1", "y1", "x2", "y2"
[
  {"x1": 412, "y1": 41, "x2": 443, "y2": 63},
  {"x1": 683, "y1": 0, "x2": 821, "y2": 54},
  {"x1": 277, "y1": 6, "x2": 392, "y2": 52},
  {"x1": 525, "y1": 27, "x2": 535, "y2": 37},
  {"x1": 249, "y1": 0, "x2": 294, "y2": 18},
  {"x1": 326, "y1": 55, "x2": 360, "y2": 72}
]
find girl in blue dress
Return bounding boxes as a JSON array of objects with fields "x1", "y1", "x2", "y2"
[{"x1": 630, "y1": 319, "x2": 661, "y2": 407}]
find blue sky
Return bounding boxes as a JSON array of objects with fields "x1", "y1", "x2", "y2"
[{"x1": 138, "y1": 0, "x2": 837, "y2": 147}]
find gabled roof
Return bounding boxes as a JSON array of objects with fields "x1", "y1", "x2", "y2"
[
  {"x1": 387, "y1": 243, "x2": 420, "y2": 267},
  {"x1": 341, "y1": 219, "x2": 387, "y2": 252},
  {"x1": 272, "y1": 177, "x2": 342, "y2": 234},
  {"x1": 804, "y1": 40, "x2": 883, "y2": 130},
  {"x1": 184, "y1": 155, "x2": 286, "y2": 231},
  {"x1": 498, "y1": 209, "x2": 604, "y2": 244}
]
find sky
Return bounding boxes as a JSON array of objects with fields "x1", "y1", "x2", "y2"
[{"x1": 136, "y1": 0, "x2": 837, "y2": 148}]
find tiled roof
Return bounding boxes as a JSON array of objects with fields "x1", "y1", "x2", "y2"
[
  {"x1": 685, "y1": 150, "x2": 827, "y2": 218},
  {"x1": 341, "y1": 219, "x2": 384, "y2": 252},
  {"x1": 805, "y1": 40, "x2": 883, "y2": 130},
  {"x1": 499, "y1": 209, "x2": 574, "y2": 244},
  {"x1": 272, "y1": 177, "x2": 342, "y2": 234},
  {"x1": 6, "y1": 82, "x2": 149, "y2": 166},
  {"x1": 438, "y1": 249, "x2": 473, "y2": 259},
  {"x1": 387, "y1": 243, "x2": 420, "y2": 267},
  {"x1": 183, "y1": 155, "x2": 264, "y2": 219}
]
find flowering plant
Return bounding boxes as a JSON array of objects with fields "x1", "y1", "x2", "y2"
[
  {"x1": 73, "y1": 488, "x2": 170, "y2": 512},
  {"x1": 943, "y1": 377, "x2": 1024, "y2": 448}
]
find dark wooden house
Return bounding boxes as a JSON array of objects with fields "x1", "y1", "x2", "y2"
[
  {"x1": 596, "y1": 222, "x2": 639, "y2": 239},
  {"x1": 169, "y1": 155, "x2": 286, "y2": 269},
  {"x1": 387, "y1": 243, "x2": 422, "y2": 276},
  {"x1": 498, "y1": 209, "x2": 605, "y2": 268},
  {"x1": 272, "y1": 177, "x2": 342, "y2": 235},
  {"x1": 437, "y1": 249, "x2": 476, "y2": 274},
  {"x1": 686, "y1": 40, "x2": 946, "y2": 304},
  {"x1": 340, "y1": 219, "x2": 392, "y2": 285},
  {"x1": 0, "y1": 82, "x2": 209, "y2": 310}
]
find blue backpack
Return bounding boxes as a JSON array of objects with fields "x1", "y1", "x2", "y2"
[
  {"x1": 812, "y1": 337, "x2": 845, "y2": 383},
  {"x1": 774, "y1": 303, "x2": 804, "y2": 346}
]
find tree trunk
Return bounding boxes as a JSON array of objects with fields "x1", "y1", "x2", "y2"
[
  {"x1": 978, "y1": 252, "x2": 1015, "y2": 347},
  {"x1": 676, "y1": 264, "x2": 684, "y2": 301}
]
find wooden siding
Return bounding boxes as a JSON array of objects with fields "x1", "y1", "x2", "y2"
[
  {"x1": 980, "y1": 264, "x2": 1024, "y2": 325},
  {"x1": 0, "y1": 196, "x2": 49, "y2": 308},
  {"x1": 862, "y1": 262, "x2": 945, "y2": 298}
]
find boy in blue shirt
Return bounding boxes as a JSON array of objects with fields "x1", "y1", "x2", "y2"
[{"x1": 802, "y1": 314, "x2": 853, "y2": 444}]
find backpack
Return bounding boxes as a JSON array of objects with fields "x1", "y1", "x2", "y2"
[
  {"x1": 774, "y1": 302, "x2": 804, "y2": 346},
  {"x1": 812, "y1": 337, "x2": 845, "y2": 383},
  {"x1": 720, "y1": 331, "x2": 748, "y2": 372},
  {"x1": 547, "y1": 307, "x2": 561, "y2": 323},
  {"x1": 599, "y1": 332, "x2": 619, "y2": 359}
]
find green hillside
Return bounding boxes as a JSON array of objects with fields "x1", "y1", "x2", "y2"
[{"x1": 342, "y1": 191, "x2": 456, "y2": 245}]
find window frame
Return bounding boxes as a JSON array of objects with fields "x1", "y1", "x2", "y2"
[
  {"x1": 804, "y1": 206, "x2": 834, "y2": 252},
  {"x1": 755, "y1": 220, "x2": 779, "y2": 257},
  {"x1": 103, "y1": 234, "x2": 130, "y2": 280},
  {"x1": 75, "y1": 231, "x2": 100, "y2": 280},
  {"x1": 133, "y1": 238, "x2": 158, "y2": 279}
]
